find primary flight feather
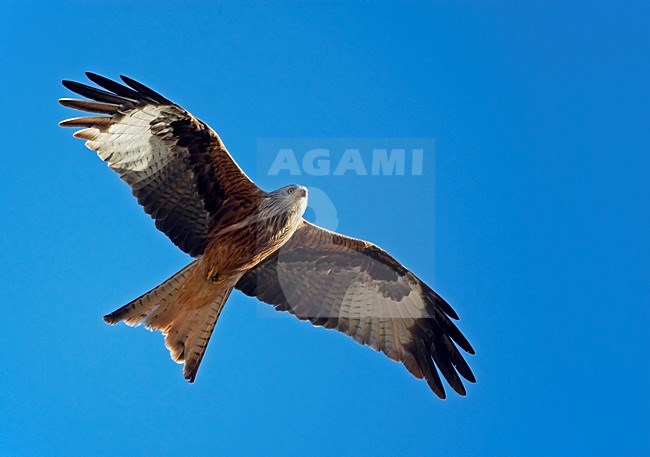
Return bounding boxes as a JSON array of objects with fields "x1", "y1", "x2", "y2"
[{"x1": 59, "y1": 73, "x2": 475, "y2": 398}]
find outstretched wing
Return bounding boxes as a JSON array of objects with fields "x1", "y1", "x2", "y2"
[
  {"x1": 236, "y1": 221, "x2": 475, "y2": 398},
  {"x1": 59, "y1": 72, "x2": 262, "y2": 257}
]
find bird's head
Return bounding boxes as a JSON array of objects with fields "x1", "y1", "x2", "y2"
[
  {"x1": 269, "y1": 184, "x2": 308, "y2": 215},
  {"x1": 283, "y1": 184, "x2": 308, "y2": 199}
]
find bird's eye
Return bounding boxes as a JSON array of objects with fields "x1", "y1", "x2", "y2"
[{"x1": 288, "y1": 189, "x2": 294, "y2": 194}]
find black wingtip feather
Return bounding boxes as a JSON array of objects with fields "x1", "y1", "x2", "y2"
[
  {"x1": 425, "y1": 288, "x2": 459, "y2": 320},
  {"x1": 62, "y1": 79, "x2": 128, "y2": 105},
  {"x1": 429, "y1": 338, "x2": 466, "y2": 396},
  {"x1": 85, "y1": 72, "x2": 143, "y2": 101},
  {"x1": 120, "y1": 75, "x2": 173, "y2": 105},
  {"x1": 459, "y1": 364, "x2": 477, "y2": 383},
  {"x1": 444, "y1": 338, "x2": 477, "y2": 383},
  {"x1": 415, "y1": 339, "x2": 446, "y2": 399},
  {"x1": 435, "y1": 309, "x2": 475, "y2": 354},
  {"x1": 436, "y1": 296, "x2": 459, "y2": 320}
]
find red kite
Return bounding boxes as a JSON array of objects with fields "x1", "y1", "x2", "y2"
[{"x1": 59, "y1": 73, "x2": 475, "y2": 398}]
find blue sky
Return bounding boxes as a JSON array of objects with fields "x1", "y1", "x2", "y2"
[{"x1": 1, "y1": 1, "x2": 648, "y2": 455}]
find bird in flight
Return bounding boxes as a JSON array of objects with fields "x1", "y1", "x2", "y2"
[{"x1": 59, "y1": 73, "x2": 476, "y2": 398}]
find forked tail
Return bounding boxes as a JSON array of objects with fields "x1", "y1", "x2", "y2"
[{"x1": 104, "y1": 261, "x2": 233, "y2": 382}]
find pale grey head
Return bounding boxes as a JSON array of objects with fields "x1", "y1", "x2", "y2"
[{"x1": 260, "y1": 184, "x2": 308, "y2": 218}]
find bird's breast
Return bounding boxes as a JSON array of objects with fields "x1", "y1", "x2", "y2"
[{"x1": 202, "y1": 209, "x2": 303, "y2": 278}]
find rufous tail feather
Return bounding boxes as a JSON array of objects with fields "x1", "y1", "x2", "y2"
[{"x1": 103, "y1": 261, "x2": 232, "y2": 382}]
